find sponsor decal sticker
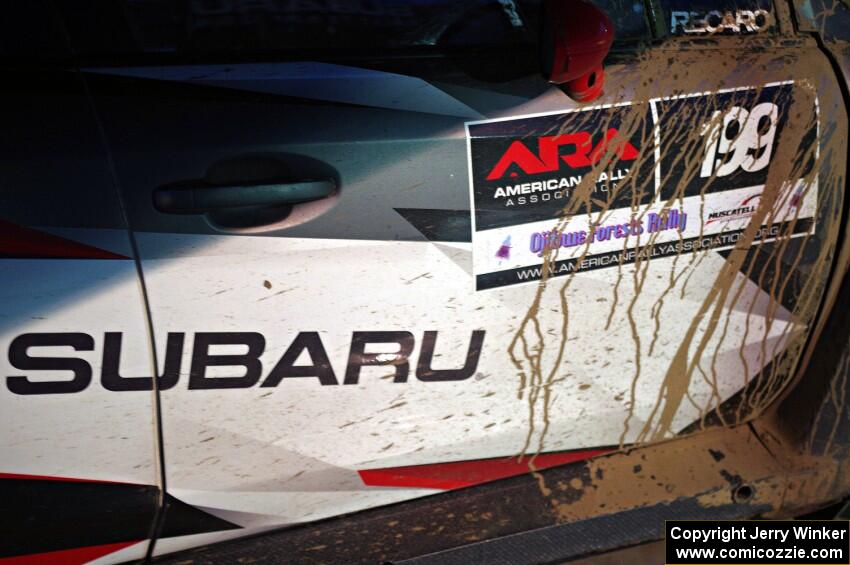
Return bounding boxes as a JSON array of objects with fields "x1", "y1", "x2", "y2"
[
  {"x1": 468, "y1": 103, "x2": 652, "y2": 232},
  {"x1": 495, "y1": 235, "x2": 512, "y2": 262},
  {"x1": 4, "y1": 330, "x2": 486, "y2": 394},
  {"x1": 670, "y1": 8, "x2": 772, "y2": 34},
  {"x1": 705, "y1": 193, "x2": 761, "y2": 225},
  {"x1": 466, "y1": 82, "x2": 818, "y2": 291}
]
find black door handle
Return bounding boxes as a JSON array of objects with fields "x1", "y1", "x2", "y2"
[{"x1": 153, "y1": 179, "x2": 336, "y2": 214}]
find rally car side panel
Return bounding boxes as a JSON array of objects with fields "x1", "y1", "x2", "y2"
[
  {"x1": 0, "y1": 63, "x2": 160, "y2": 561},
  {"x1": 60, "y1": 24, "x2": 845, "y2": 554},
  {"x1": 0, "y1": 1, "x2": 847, "y2": 562}
]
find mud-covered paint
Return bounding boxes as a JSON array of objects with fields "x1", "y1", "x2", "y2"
[{"x1": 508, "y1": 39, "x2": 846, "y2": 482}]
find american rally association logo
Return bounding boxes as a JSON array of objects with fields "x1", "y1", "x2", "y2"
[
  {"x1": 486, "y1": 128, "x2": 638, "y2": 181},
  {"x1": 467, "y1": 105, "x2": 654, "y2": 237},
  {"x1": 485, "y1": 128, "x2": 638, "y2": 204}
]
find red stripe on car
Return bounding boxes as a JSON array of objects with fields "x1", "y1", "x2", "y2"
[
  {"x1": 0, "y1": 541, "x2": 141, "y2": 565},
  {"x1": 0, "y1": 220, "x2": 128, "y2": 259},
  {"x1": 358, "y1": 448, "x2": 612, "y2": 490}
]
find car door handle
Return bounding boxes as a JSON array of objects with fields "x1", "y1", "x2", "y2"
[{"x1": 153, "y1": 179, "x2": 336, "y2": 214}]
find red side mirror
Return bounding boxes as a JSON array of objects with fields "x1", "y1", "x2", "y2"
[{"x1": 543, "y1": 0, "x2": 615, "y2": 102}]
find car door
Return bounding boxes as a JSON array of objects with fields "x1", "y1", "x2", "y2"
[
  {"x1": 0, "y1": 3, "x2": 161, "y2": 563},
  {"x1": 58, "y1": 0, "x2": 847, "y2": 557}
]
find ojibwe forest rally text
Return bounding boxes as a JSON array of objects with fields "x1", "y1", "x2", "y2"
[{"x1": 529, "y1": 209, "x2": 688, "y2": 257}]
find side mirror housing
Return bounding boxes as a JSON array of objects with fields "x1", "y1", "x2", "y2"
[{"x1": 542, "y1": 0, "x2": 615, "y2": 102}]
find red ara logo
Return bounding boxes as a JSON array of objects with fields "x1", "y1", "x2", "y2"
[{"x1": 485, "y1": 128, "x2": 639, "y2": 181}]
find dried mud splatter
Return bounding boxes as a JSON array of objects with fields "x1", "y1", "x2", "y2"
[{"x1": 506, "y1": 36, "x2": 847, "y2": 514}]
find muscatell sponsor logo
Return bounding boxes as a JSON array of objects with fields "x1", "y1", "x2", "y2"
[
  {"x1": 4, "y1": 330, "x2": 485, "y2": 394},
  {"x1": 705, "y1": 194, "x2": 760, "y2": 225}
]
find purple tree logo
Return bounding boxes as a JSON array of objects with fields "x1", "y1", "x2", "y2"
[{"x1": 495, "y1": 236, "x2": 512, "y2": 262}]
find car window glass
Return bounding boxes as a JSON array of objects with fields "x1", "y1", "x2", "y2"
[
  {"x1": 795, "y1": 0, "x2": 850, "y2": 41},
  {"x1": 57, "y1": 1, "x2": 533, "y2": 60},
  {"x1": 0, "y1": 2, "x2": 69, "y2": 62},
  {"x1": 55, "y1": 0, "x2": 650, "y2": 64},
  {"x1": 592, "y1": 0, "x2": 652, "y2": 41}
]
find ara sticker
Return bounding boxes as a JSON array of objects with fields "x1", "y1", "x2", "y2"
[{"x1": 466, "y1": 82, "x2": 818, "y2": 291}]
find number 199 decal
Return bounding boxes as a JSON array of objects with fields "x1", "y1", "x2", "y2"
[
  {"x1": 699, "y1": 102, "x2": 778, "y2": 178},
  {"x1": 655, "y1": 81, "x2": 816, "y2": 200}
]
